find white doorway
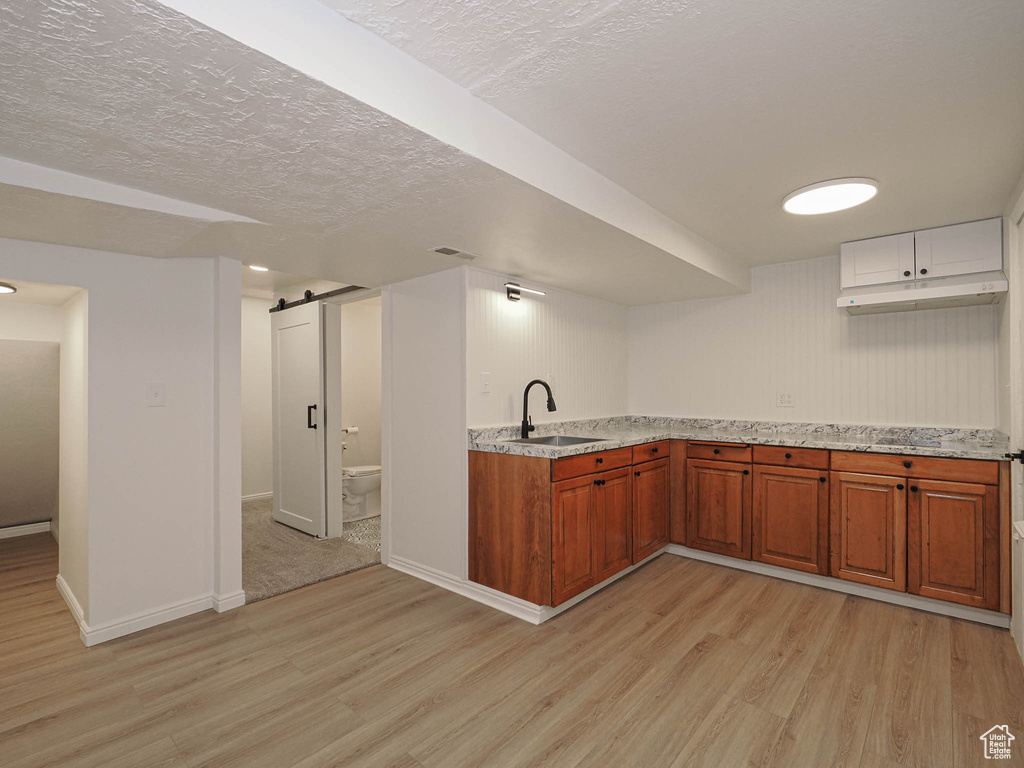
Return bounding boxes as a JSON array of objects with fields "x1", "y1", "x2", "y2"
[
  {"x1": 240, "y1": 270, "x2": 383, "y2": 602},
  {"x1": 0, "y1": 277, "x2": 87, "y2": 639}
]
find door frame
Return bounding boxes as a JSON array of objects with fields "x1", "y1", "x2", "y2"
[
  {"x1": 1007, "y1": 189, "x2": 1024, "y2": 656},
  {"x1": 323, "y1": 288, "x2": 386, "y2": 558}
]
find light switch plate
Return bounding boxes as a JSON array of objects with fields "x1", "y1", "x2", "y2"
[
  {"x1": 480, "y1": 372, "x2": 491, "y2": 394},
  {"x1": 146, "y1": 382, "x2": 166, "y2": 407}
]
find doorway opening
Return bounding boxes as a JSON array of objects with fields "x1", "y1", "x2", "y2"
[
  {"x1": 0, "y1": 277, "x2": 87, "y2": 632},
  {"x1": 240, "y1": 270, "x2": 383, "y2": 602}
]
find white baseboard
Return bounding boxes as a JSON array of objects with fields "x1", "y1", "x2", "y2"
[
  {"x1": 388, "y1": 549, "x2": 664, "y2": 625},
  {"x1": 664, "y1": 544, "x2": 1011, "y2": 629},
  {"x1": 390, "y1": 546, "x2": 1011, "y2": 630},
  {"x1": 55, "y1": 575, "x2": 221, "y2": 647},
  {"x1": 81, "y1": 595, "x2": 215, "y2": 647},
  {"x1": 242, "y1": 492, "x2": 273, "y2": 502},
  {"x1": 55, "y1": 574, "x2": 86, "y2": 643},
  {"x1": 213, "y1": 590, "x2": 246, "y2": 612},
  {"x1": 388, "y1": 555, "x2": 545, "y2": 624},
  {"x1": 0, "y1": 521, "x2": 51, "y2": 540}
]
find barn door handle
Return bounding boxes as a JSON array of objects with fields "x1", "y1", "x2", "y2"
[{"x1": 307, "y1": 404, "x2": 318, "y2": 429}]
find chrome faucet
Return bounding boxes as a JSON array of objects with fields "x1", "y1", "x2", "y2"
[{"x1": 521, "y1": 379, "x2": 557, "y2": 438}]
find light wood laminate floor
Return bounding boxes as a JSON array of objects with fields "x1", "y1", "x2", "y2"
[{"x1": 2, "y1": 532, "x2": 1023, "y2": 767}]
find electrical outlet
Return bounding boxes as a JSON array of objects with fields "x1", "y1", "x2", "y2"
[
  {"x1": 480, "y1": 372, "x2": 491, "y2": 394},
  {"x1": 776, "y1": 391, "x2": 794, "y2": 408}
]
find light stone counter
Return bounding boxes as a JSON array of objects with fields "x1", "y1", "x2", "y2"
[{"x1": 468, "y1": 416, "x2": 1010, "y2": 462}]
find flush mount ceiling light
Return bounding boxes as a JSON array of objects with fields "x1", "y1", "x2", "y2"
[
  {"x1": 505, "y1": 282, "x2": 546, "y2": 302},
  {"x1": 248, "y1": 265, "x2": 269, "y2": 272},
  {"x1": 783, "y1": 178, "x2": 878, "y2": 215},
  {"x1": 0, "y1": 282, "x2": 16, "y2": 295}
]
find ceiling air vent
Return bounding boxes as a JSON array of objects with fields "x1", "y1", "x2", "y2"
[{"x1": 431, "y1": 246, "x2": 478, "y2": 260}]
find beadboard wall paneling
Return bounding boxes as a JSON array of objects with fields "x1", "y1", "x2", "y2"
[
  {"x1": 466, "y1": 269, "x2": 628, "y2": 427},
  {"x1": 627, "y1": 256, "x2": 999, "y2": 428}
]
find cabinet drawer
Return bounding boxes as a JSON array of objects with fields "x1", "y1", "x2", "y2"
[
  {"x1": 687, "y1": 442, "x2": 751, "y2": 463},
  {"x1": 632, "y1": 441, "x2": 669, "y2": 464},
  {"x1": 830, "y1": 451, "x2": 998, "y2": 485},
  {"x1": 552, "y1": 447, "x2": 632, "y2": 482},
  {"x1": 752, "y1": 445, "x2": 829, "y2": 470}
]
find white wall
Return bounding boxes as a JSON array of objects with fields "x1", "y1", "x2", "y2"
[
  {"x1": 628, "y1": 255, "x2": 999, "y2": 428},
  {"x1": 60, "y1": 289, "x2": 88, "y2": 614},
  {"x1": 241, "y1": 296, "x2": 273, "y2": 497},
  {"x1": 340, "y1": 297, "x2": 381, "y2": 467},
  {"x1": 465, "y1": 268, "x2": 628, "y2": 427},
  {"x1": 0, "y1": 340, "x2": 60, "y2": 530},
  {"x1": 0, "y1": 238, "x2": 241, "y2": 640},
  {"x1": 385, "y1": 268, "x2": 466, "y2": 579},
  {"x1": 0, "y1": 301, "x2": 63, "y2": 341},
  {"x1": 0, "y1": 301, "x2": 64, "y2": 534}
]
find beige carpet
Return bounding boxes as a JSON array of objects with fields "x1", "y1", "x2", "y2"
[{"x1": 242, "y1": 497, "x2": 381, "y2": 603}]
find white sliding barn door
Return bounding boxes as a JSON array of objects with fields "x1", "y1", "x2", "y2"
[{"x1": 271, "y1": 301, "x2": 340, "y2": 537}]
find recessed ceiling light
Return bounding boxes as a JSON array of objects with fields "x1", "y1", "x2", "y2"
[
  {"x1": 783, "y1": 178, "x2": 878, "y2": 215},
  {"x1": 0, "y1": 282, "x2": 16, "y2": 295},
  {"x1": 248, "y1": 265, "x2": 269, "y2": 272}
]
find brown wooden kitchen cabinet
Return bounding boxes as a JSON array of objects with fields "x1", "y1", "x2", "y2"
[
  {"x1": 470, "y1": 442, "x2": 671, "y2": 608},
  {"x1": 908, "y1": 478, "x2": 1000, "y2": 610},
  {"x1": 752, "y1": 464, "x2": 829, "y2": 575},
  {"x1": 473, "y1": 442, "x2": 1008, "y2": 615},
  {"x1": 686, "y1": 457, "x2": 752, "y2": 559},
  {"x1": 593, "y1": 468, "x2": 633, "y2": 584},
  {"x1": 829, "y1": 472, "x2": 907, "y2": 591},
  {"x1": 632, "y1": 456, "x2": 670, "y2": 562},
  {"x1": 551, "y1": 474, "x2": 598, "y2": 605},
  {"x1": 552, "y1": 464, "x2": 636, "y2": 605}
]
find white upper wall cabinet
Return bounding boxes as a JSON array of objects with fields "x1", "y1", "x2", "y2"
[
  {"x1": 913, "y1": 217, "x2": 1003, "y2": 279},
  {"x1": 840, "y1": 218, "x2": 1002, "y2": 289},
  {"x1": 840, "y1": 232, "x2": 916, "y2": 288}
]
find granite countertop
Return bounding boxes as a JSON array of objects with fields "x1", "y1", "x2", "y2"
[{"x1": 468, "y1": 416, "x2": 1010, "y2": 461}]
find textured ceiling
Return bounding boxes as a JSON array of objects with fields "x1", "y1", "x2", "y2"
[
  {"x1": 0, "y1": 0, "x2": 743, "y2": 305},
  {"x1": 0, "y1": 0, "x2": 484, "y2": 233},
  {"x1": 321, "y1": 0, "x2": 1024, "y2": 265}
]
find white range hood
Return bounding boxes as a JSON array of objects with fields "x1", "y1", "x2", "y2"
[{"x1": 838, "y1": 272, "x2": 1007, "y2": 315}]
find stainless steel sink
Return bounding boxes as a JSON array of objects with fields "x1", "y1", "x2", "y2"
[{"x1": 507, "y1": 435, "x2": 607, "y2": 446}]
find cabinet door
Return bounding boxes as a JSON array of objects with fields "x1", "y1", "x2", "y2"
[
  {"x1": 633, "y1": 457, "x2": 670, "y2": 563},
  {"x1": 551, "y1": 477, "x2": 596, "y2": 606},
  {"x1": 752, "y1": 465, "x2": 829, "y2": 575},
  {"x1": 594, "y1": 468, "x2": 632, "y2": 583},
  {"x1": 840, "y1": 232, "x2": 916, "y2": 288},
  {"x1": 830, "y1": 472, "x2": 906, "y2": 591},
  {"x1": 914, "y1": 217, "x2": 1002, "y2": 279},
  {"x1": 908, "y1": 479, "x2": 999, "y2": 610},
  {"x1": 686, "y1": 459, "x2": 752, "y2": 559}
]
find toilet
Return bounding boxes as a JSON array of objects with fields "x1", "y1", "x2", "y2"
[{"x1": 342, "y1": 465, "x2": 381, "y2": 522}]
